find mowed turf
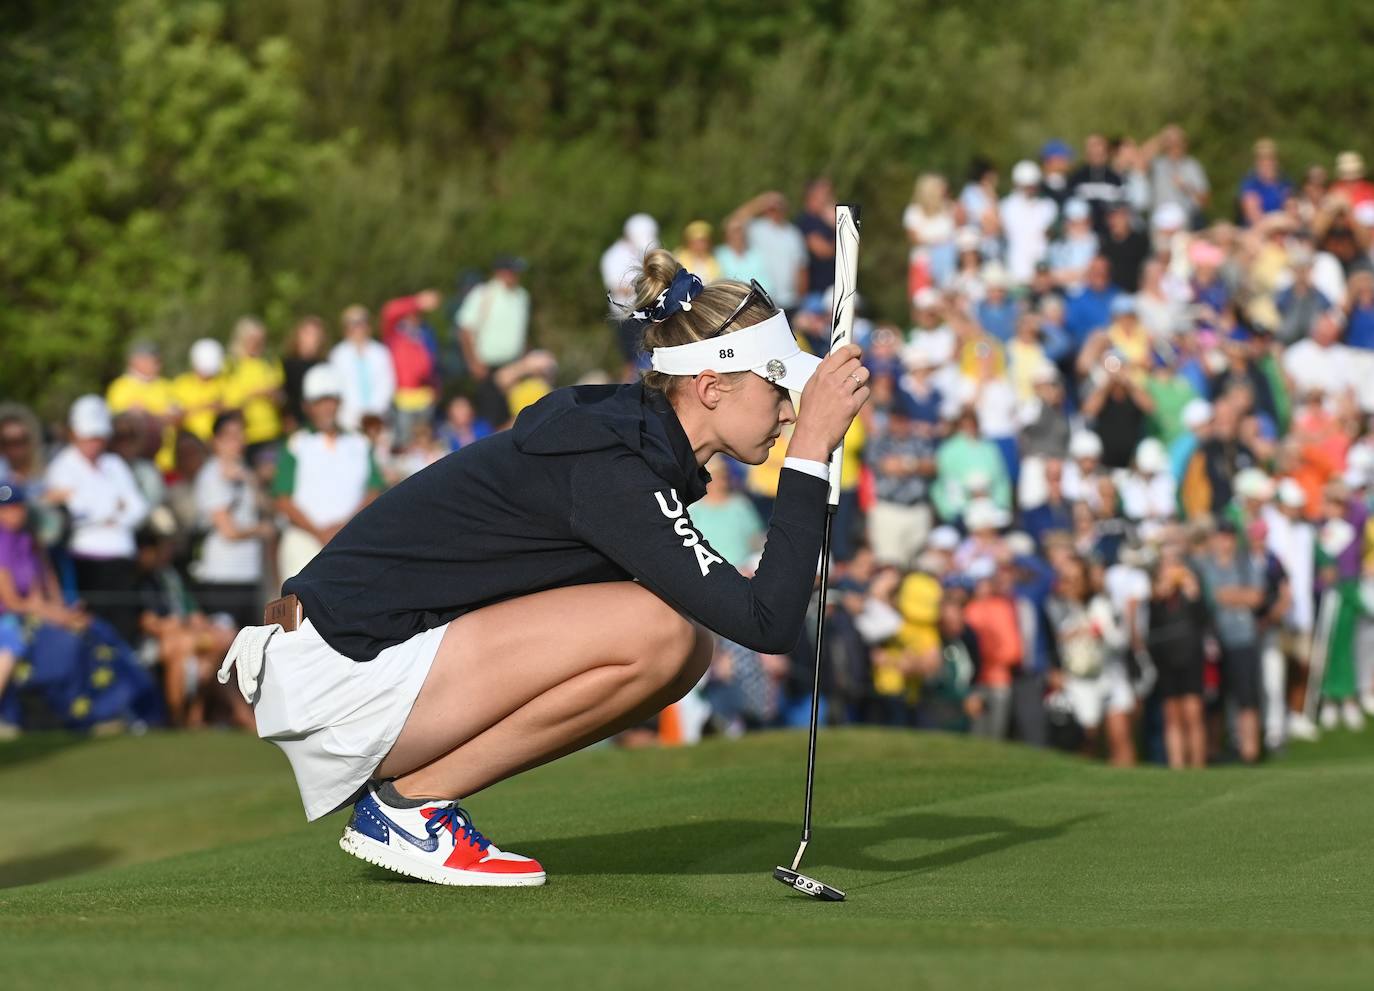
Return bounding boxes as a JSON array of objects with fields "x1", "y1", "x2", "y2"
[{"x1": 2, "y1": 727, "x2": 1373, "y2": 991}]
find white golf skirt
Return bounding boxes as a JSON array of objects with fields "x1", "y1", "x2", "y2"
[{"x1": 252, "y1": 618, "x2": 448, "y2": 821}]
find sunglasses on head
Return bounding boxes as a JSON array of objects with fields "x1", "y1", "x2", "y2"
[{"x1": 711, "y1": 279, "x2": 776, "y2": 338}]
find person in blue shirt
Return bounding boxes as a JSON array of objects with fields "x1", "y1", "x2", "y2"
[
  {"x1": 976, "y1": 270, "x2": 1020, "y2": 343},
  {"x1": 1009, "y1": 542, "x2": 1057, "y2": 747},
  {"x1": 1345, "y1": 271, "x2": 1374, "y2": 350},
  {"x1": 1238, "y1": 138, "x2": 1291, "y2": 227},
  {"x1": 1065, "y1": 256, "x2": 1120, "y2": 348}
]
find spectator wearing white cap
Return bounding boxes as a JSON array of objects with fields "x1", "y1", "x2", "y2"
[
  {"x1": 1047, "y1": 198, "x2": 1098, "y2": 291},
  {"x1": 1263, "y1": 478, "x2": 1319, "y2": 742},
  {"x1": 173, "y1": 338, "x2": 227, "y2": 442},
  {"x1": 272, "y1": 364, "x2": 385, "y2": 583},
  {"x1": 1331, "y1": 151, "x2": 1374, "y2": 209},
  {"x1": 44, "y1": 395, "x2": 149, "y2": 641},
  {"x1": 602, "y1": 212, "x2": 662, "y2": 379},
  {"x1": 999, "y1": 160, "x2": 1057, "y2": 284},
  {"x1": 1061, "y1": 430, "x2": 1104, "y2": 506},
  {"x1": 1170, "y1": 398, "x2": 1212, "y2": 483},
  {"x1": 1119, "y1": 438, "x2": 1176, "y2": 522}
]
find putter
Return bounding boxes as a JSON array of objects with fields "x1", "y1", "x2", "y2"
[{"x1": 774, "y1": 203, "x2": 860, "y2": 903}]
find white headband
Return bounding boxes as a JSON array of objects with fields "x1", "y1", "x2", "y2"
[{"x1": 649, "y1": 311, "x2": 821, "y2": 392}]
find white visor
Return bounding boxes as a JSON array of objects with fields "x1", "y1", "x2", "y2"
[{"x1": 649, "y1": 310, "x2": 822, "y2": 392}]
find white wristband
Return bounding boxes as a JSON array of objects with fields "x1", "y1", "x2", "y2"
[{"x1": 783, "y1": 457, "x2": 830, "y2": 481}]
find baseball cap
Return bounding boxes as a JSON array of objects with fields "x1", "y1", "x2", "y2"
[
  {"x1": 1040, "y1": 139, "x2": 1073, "y2": 162},
  {"x1": 190, "y1": 338, "x2": 225, "y2": 377},
  {"x1": 1181, "y1": 398, "x2": 1213, "y2": 430},
  {"x1": 926, "y1": 526, "x2": 961, "y2": 552},
  {"x1": 1011, "y1": 160, "x2": 1042, "y2": 187},
  {"x1": 1069, "y1": 430, "x2": 1103, "y2": 460},
  {"x1": 1277, "y1": 478, "x2": 1307, "y2": 508},
  {"x1": 302, "y1": 364, "x2": 343, "y2": 401},
  {"x1": 492, "y1": 254, "x2": 528, "y2": 273},
  {"x1": 1111, "y1": 294, "x2": 1138, "y2": 316},
  {"x1": 0, "y1": 480, "x2": 26, "y2": 505},
  {"x1": 624, "y1": 213, "x2": 660, "y2": 252},
  {"x1": 1064, "y1": 198, "x2": 1091, "y2": 222},
  {"x1": 69, "y1": 395, "x2": 113, "y2": 439},
  {"x1": 1337, "y1": 150, "x2": 1365, "y2": 181}
]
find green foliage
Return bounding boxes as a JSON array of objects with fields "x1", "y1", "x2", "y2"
[{"x1": 3, "y1": 0, "x2": 1372, "y2": 413}]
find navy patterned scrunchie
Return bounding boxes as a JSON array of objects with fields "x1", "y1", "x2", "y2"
[{"x1": 630, "y1": 267, "x2": 703, "y2": 323}]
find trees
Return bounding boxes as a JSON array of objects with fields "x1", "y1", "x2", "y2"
[{"x1": 3, "y1": 0, "x2": 1371, "y2": 410}]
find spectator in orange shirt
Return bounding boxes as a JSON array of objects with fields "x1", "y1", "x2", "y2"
[{"x1": 962, "y1": 557, "x2": 1023, "y2": 739}]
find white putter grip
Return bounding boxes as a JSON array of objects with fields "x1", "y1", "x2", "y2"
[{"x1": 826, "y1": 204, "x2": 862, "y2": 507}]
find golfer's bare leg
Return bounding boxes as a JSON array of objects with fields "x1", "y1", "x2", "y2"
[{"x1": 376, "y1": 582, "x2": 712, "y2": 798}]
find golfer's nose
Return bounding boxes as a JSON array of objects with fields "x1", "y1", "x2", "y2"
[{"x1": 779, "y1": 398, "x2": 796, "y2": 427}]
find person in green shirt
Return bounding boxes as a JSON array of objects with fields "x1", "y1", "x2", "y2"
[
  {"x1": 1145, "y1": 357, "x2": 1197, "y2": 445},
  {"x1": 933, "y1": 408, "x2": 1011, "y2": 523}
]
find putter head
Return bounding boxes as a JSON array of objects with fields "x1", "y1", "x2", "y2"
[{"x1": 774, "y1": 866, "x2": 845, "y2": 901}]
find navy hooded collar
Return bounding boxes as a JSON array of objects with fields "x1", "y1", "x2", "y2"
[{"x1": 511, "y1": 383, "x2": 710, "y2": 503}]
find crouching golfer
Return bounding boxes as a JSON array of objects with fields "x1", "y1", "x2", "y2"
[{"x1": 220, "y1": 249, "x2": 869, "y2": 886}]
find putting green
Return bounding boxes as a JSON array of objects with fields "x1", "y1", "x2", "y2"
[{"x1": 2, "y1": 728, "x2": 1372, "y2": 990}]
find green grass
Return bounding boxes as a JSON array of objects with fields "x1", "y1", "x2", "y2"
[{"x1": 2, "y1": 726, "x2": 1373, "y2": 990}]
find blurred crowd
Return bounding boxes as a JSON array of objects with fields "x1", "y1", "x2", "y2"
[{"x1": 5, "y1": 125, "x2": 1374, "y2": 769}]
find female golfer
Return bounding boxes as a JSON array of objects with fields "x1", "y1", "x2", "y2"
[{"x1": 220, "y1": 249, "x2": 870, "y2": 886}]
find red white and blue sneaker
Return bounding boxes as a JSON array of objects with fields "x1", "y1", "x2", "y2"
[{"x1": 339, "y1": 784, "x2": 546, "y2": 886}]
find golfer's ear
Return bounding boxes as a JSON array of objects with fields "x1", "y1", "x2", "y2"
[{"x1": 693, "y1": 371, "x2": 724, "y2": 410}]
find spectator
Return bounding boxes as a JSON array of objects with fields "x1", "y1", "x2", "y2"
[
  {"x1": 1331, "y1": 151, "x2": 1374, "y2": 209},
  {"x1": 1119, "y1": 438, "x2": 1176, "y2": 522},
  {"x1": 865, "y1": 402, "x2": 937, "y2": 567},
  {"x1": 903, "y1": 173, "x2": 958, "y2": 291},
  {"x1": 330, "y1": 305, "x2": 396, "y2": 431},
  {"x1": 381, "y1": 289, "x2": 443, "y2": 444},
  {"x1": 975, "y1": 265, "x2": 1019, "y2": 342},
  {"x1": 44, "y1": 396, "x2": 149, "y2": 642},
  {"x1": 496, "y1": 349, "x2": 558, "y2": 422},
  {"x1": 1275, "y1": 248, "x2": 1333, "y2": 345},
  {"x1": 674, "y1": 221, "x2": 721, "y2": 283},
  {"x1": 1100, "y1": 202, "x2": 1151, "y2": 292},
  {"x1": 0, "y1": 481, "x2": 84, "y2": 630},
  {"x1": 1038, "y1": 139, "x2": 1075, "y2": 210},
  {"x1": 796, "y1": 176, "x2": 838, "y2": 304},
  {"x1": 1136, "y1": 257, "x2": 1188, "y2": 339},
  {"x1": 1343, "y1": 271, "x2": 1374, "y2": 349},
  {"x1": 1065, "y1": 256, "x2": 1121, "y2": 347},
  {"x1": 1068, "y1": 133, "x2": 1125, "y2": 232},
  {"x1": 1007, "y1": 314, "x2": 1054, "y2": 402},
  {"x1": 999, "y1": 160, "x2": 1057, "y2": 284},
  {"x1": 726, "y1": 193, "x2": 805, "y2": 311},
  {"x1": 1181, "y1": 395, "x2": 1258, "y2": 517},
  {"x1": 1264, "y1": 478, "x2": 1320, "y2": 741},
  {"x1": 918, "y1": 589, "x2": 980, "y2": 732},
  {"x1": 0, "y1": 403, "x2": 47, "y2": 493},
  {"x1": 690, "y1": 458, "x2": 765, "y2": 567},
  {"x1": 281, "y1": 316, "x2": 328, "y2": 429},
  {"x1": 174, "y1": 338, "x2": 227, "y2": 443},
  {"x1": 437, "y1": 395, "x2": 492, "y2": 452},
  {"x1": 273, "y1": 365, "x2": 383, "y2": 582},
  {"x1": 933, "y1": 407, "x2": 1011, "y2": 521},
  {"x1": 958, "y1": 157, "x2": 1002, "y2": 250},
  {"x1": 1111, "y1": 135, "x2": 1153, "y2": 215},
  {"x1": 1146, "y1": 543, "x2": 1209, "y2": 768},
  {"x1": 1195, "y1": 521, "x2": 1265, "y2": 762},
  {"x1": 1238, "y1": 138, "x2": 1291, "y2": 226},
  {"x1": 393, "y1": 419, "x2": 449, "y2": 481},
  {"x1": 457, "y1": 256, "x2": 532, "y2": 427},
  {"x1": 1144, "y1": 123, "x2": 1211, "y2": 225},
  {"x1": 106, "y1": 340, "x2": 178, "y2": 471},
  {"x1": 602, "y1": 213, "x2": 660, "y2": 377},
  {"x1": 714, "y1": 217, "x2": 767, "y2": 285},
  {"x1": 224, "y1": 316, "x2": 285, "y2": 461},
  {"x1": 1080, "y1": 340, "x2": 1155, "y2": 470},
  {"x1": 192, "y1": 411, "x2": 272, "y2": 629},
  {"x1": 1047, "y1": 199, "x2": 1099, "y2": 290},
  {"x1": 1046, "y1": 553, "x2": 1133, "y2": 762},
  {"x1": 963, "y1": 552, "x2": 1023, "y2": 739},
  {"x1": 1314, "y1": 484, "x2": 1366, "y2": 731},
  {"x1": 1283, "y1": 309, "x2": 1349, "y2": 398}
]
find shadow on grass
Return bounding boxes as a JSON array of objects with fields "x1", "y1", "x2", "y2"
[
  {"x1": 0, "y1": 844, "x2": 119, "y2": 889},
  {"x1": 358, "y1": 810, "x2": 1100, "y2": 884},
  {"x1": 0, "y1": 732, "x2": 94, "y2": 771}
]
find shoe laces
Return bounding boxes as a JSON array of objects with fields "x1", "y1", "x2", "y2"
[{"x1": 422, "y1": 805, "x2": 491, "y2": 852}]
